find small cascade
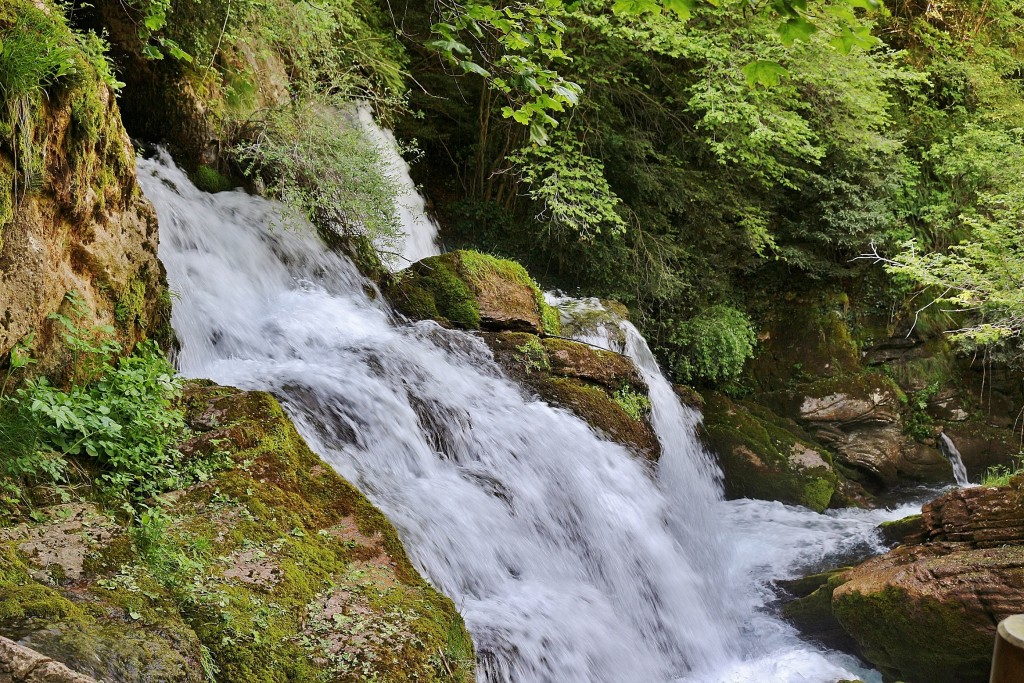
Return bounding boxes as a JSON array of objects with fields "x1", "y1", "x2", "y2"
[
  {"x1": 143, "y1": 151, "x2": 925, "y2": 683},
  {"x1": 938, "y1": 432, "x2": 971, "y2": 487},
  {"x1": 357, "y1": 107, "x2": 441, "y2": 267}
]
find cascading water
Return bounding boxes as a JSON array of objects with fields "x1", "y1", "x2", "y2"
[
  {"x1": 357, "y1": 106, "x2": 441, "y2": 266},
  {"x1": 937, "y1": 433, "x2": 971, "y2": 487},
  {"x1": 142, "y1": 150, "x2": 922, "y2": 683}
]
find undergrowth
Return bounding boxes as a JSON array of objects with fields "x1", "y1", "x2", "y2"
[{"x1": 0, "y1": 292, "x2": 227, "y2": 518}]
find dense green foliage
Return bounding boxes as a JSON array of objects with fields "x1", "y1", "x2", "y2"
[
  {"x1": 234, "y1": 103, "x2": 403, "y2": 249},
  {"x1": 0, "y1": 295, "x2": 223, "y2": 516},
  {"x1": 389, "y1": 0, "x2": 1024, "y2": 380}
]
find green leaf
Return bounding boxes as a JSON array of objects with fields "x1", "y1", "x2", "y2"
[
  {"x1": 742, "y1": 60, "x2": 789, "y2": 88},
  {"x1": 662, "y1": 0, "x2": 696, "y2": 20},
  {"x1": 612, "y1": 0, "x2": 659, "y2": 16},
  {"x1": 459, "y1": 60, "x2": 491, "y2": 77},
  {"x1": 778, "y1": 16, "x2": 818, "y2": 46}
]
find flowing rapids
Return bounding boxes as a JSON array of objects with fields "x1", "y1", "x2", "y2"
[{"x1": 141, "y1": 150, "x2": 922, "y2": 683}]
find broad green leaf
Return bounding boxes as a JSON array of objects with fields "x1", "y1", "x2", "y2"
[
  {"x1": 662, "y1": 0, "x2": 696, "y2": 20},
  {"x1": 742, "y1": 60, "x2": 789, "y2": 88},
  {"x1": 778, "y1": 16, "x2": 817, "y2": 46},
  {"x1": 459, "y1": 60, "x2": 491, "y2": 77},
  {"x1": 612, "y1": 0, "x2": 660, "y2": 16}
]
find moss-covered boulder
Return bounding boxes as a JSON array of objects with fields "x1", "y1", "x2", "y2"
[
  {"x1": 786, "y1": 480, "x2": 1024, "y2": 683},
  {"x1": 0, "y1": 0, "x2": 171, "y2": 377},
  {"x1": 877, "y1": 514, "x2": 924, "y2": 546},
  {"x1": 779, "y1": 568, "x2": 858, "y2": 654},
  {"x1": 484, "y1": 332, "x2": 659, "y2": 459},
  {"x1": 0, "y1": 383, "x2": 474, "y2": 683},
  {"x1": 387, "y1": 251, "x2": 560, "y2": 335},
  {"x1": 700, "y1": 392, "x2": 839, "y2": 511}
]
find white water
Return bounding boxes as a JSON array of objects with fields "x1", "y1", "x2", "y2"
[
  {"x1": 142, "y1": 151, "x2": 922, "y2": 683},
  {"x1": 357, "y1": 107, "x2": 441, "y2": 267},
  {"x1": 938, "y1": 432, "x2": 971, "y2": 487}
]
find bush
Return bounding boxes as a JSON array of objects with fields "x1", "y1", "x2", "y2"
[
  {"x1": 667, "y1": 305, "x2": 757, "y2": 386},
  {"x1": 0, "y1": 293, "x2": 223, "y2": 513},
  {"x1": 234, "y1": 103, "x2": 401, "y2": 251}
]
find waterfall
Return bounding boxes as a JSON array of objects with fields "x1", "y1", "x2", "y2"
[
  {"x1": 142, "y1": 151, "x2": 919, "y2": 683},
  {"x1": 357, "y1": 107, "x2": 441, "y2": 267},
  {"x1": 937, "y1": 433, "x2": 971, "y2": 487}
]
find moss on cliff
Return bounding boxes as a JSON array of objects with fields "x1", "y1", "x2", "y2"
[
  {"x1": 701, "y1": 392, "x2": 837, "y2": 511},
  {"x1": 0, "y1": 384, "x2": 474, "y2": 683}
]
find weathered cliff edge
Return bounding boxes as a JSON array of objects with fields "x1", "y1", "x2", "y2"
[{"x1": 0, "y1": 1, "x2": 170, "y2": 377}]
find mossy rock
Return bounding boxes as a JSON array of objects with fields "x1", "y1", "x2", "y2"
[
  {"x1": 832, "y1": 583, "x2": 995, "y2": 683},
  {"x1": 878, "y1": 514, "x2": 924, "y2": 546},
  {"x1": 387, "y1": 251, "x2": 557, "y2": 334},
  {"x1": 780, "y1": 568, "x2": 859, "y2": 654},
  {"x1": 484, "y1": 332, "x2": 660, "y2": 459},
  {"x1": 700, "y1": 392, "x2": 838, "y2": 511},
  {"x1": 0, "y1": 384, "x2": 475, "y2": 683},
  {"x1": 747, "y1": 291, "x2": 860, "y2": 393},
  {"x1": 540, "y1": 337, "x2": 643, "y2": 392}
]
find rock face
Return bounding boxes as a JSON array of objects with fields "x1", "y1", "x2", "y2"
[
  {"x1": 785, "y1": 374, "x2": 950, "y2": 489},
  {"x1": 387, "y1": 251, "x2": 558, "y2": 334},
  {"x1": 0, "y1": 637, "x2": 96, "y2": 683},
  {"x1": 0, "y1": 1, "x2": 170, "y2": 376},
  {"x1": 786, "y1": 481, "x2": 1024, "y2": 683},
  {"x1": 0, "y1": 383, "x2": 475, "y2": 683},
  {"x1": 484, "y1": 332, "x2": 660, "y2": 459},
  {"x1": 700, "y1": 392, "x2": 839, "y2": 511}
]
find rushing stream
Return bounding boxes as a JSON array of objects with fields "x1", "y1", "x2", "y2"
[{"x1": 141, "y1": 148, "x2": 928, "y2": 683}]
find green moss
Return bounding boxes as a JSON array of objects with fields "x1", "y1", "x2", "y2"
[
  {"x1": 159, "y1": 385, "x2": 475, "y2": 682},
  {"x1": 115, "y1": 276, "x2": 148, "y2": 327},
  {"x1": 388, "y1": 253, "x2": 482, "y2": 328},
  {"x1": 878, "y1": 514, "x2": 924, "y2": 545},
  {"x1": 832, "y1": 585, "x2": 995, "y2": 683},
  {"x1": 0, "y1": 156, "x2": 13, "y2": 245},
  {"x1": 702, "y1": 392, "x2": 837, "y2": 511},
  {"x1": 192, "y1": 165, "x2": 235, "y2": 193}
]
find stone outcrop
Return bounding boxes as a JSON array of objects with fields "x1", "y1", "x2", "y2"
[
  {"x1": 784, "y1": 480, "x2": 1024, "y2": 683},
  {"x1": 700, "y1": 392, "x2": 841, "y2": 511},
  {"x1": 0, "y1": 383, "x2": 474, "y2": 683},
  {"x1": 0, "y1": 637, "x2": 96, "y2": 683},
  {"x1": 386, "y1": 250, "x2": 558, "y2": 335},
  {"x1": 0, "y1": 1, "x2": 170, "y2": 377},
  {"x1": 485, "y1": 332, "x2": 660, "y2": 459},
  {"x1": 785, "y1": 374, "x2": 950, "y2": 488}
]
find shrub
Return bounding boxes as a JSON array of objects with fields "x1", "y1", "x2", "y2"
[
  {"x1": 667, "y1": 305, "x2": 757, "y2": 386},
  {"x1": 0, "y1": 293, "x2": 226, "y2": 512},
  {"x1": 613, "y1": 385, "x2": 651, "y2": 422},
  {"x1": 234, "y1": 103, "x2": 402, "y2": 251}
]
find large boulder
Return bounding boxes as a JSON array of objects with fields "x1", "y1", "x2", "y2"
[
  {"x1": 484, "y1": 332, "x2": 660, "y2": 459},
  {"x1": 387, "y1": 251, "x2": 559, "y2": 335},
  {"x1": 786, "y1": 480, "x2": 1024, "y2": 683},
  {"x1": 0, "y1": 384, "x2": 475, "y2": 683},
  {"x1": 700, "y1": 392, "x2": 840, "y2": 511}
]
